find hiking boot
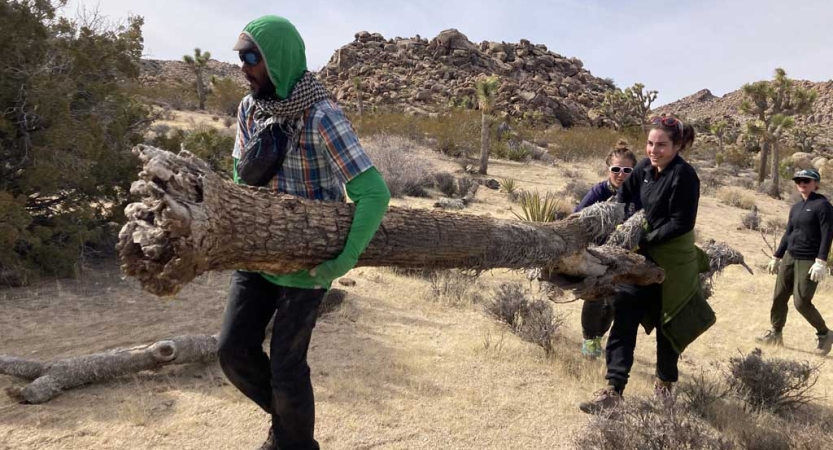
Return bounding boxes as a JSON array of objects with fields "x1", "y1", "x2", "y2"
[
  {"x1": 653, "y1": 379, "x2": 674, "y2": 399},
  {"x1": 578, "y1": 387, "x2": 622, "y2": 414},
  {"x1": 814, "y1": 332, "x2": 833, "y2": 356},
  {"x1": 755, "y1": 329, "x2": 783, "y2": 346},
  {"x1": 257, "y1": 427, "x2": 276, "y2": 450},
  {"x1": 581, "y1": 337, "x2": 603, "y2": 359}
]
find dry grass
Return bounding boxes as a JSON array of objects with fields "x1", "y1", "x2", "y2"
[
  {"x1": 2, "y1": 132, "x2": 832, "y2": 450},
  {"x1": 717, "y1": 186, "x2": 758, "y2": 210}
]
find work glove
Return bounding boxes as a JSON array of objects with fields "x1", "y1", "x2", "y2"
[
  {"x1": 809, "y1": 259, "x2": 827, "y2": 283},
  {"x1": 767, "y1": 257, "x2": 781, "y2": 275}
]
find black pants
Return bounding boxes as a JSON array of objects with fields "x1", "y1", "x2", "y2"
[
  {"x1": 218, "y1": 271, "x2": 325, "y2": 450},
  {"x1": 605, "y1": 283, "x2": 679, "y2": 394},
  {"x1": 581, "y1": 298, "x2": 614, "y2": 339}
]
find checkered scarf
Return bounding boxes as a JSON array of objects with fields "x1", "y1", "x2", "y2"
[{"x1": 254, "y1": 71, "x2": 331, "y2": 119}]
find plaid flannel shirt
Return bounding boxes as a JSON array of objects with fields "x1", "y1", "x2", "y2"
[{"x1": 232, "y1": 96, "x2": 373, "y2": 201}]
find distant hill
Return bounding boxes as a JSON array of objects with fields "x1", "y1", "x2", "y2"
[
  {"x1": 659, "y1": 80, "x2": 833, "y2": 144},
  {"x1": 139, "y1": 59, "x2": 246, "y2": 87}
]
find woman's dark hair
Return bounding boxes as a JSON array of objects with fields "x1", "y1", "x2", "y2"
[
  {"x1": 651, "y1": 115, "x2": 695, "y2": 151},
  {"x1": 605, "y1": 139, "x2": 637, "y2": 166}
]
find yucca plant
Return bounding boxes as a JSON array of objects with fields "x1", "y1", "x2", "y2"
[
  {"x1": 513, "y1": 190, "x2": 564, "y2": 223},
  {"x1": 499, "y1": 178, "x2": 518, "y2": 195}
]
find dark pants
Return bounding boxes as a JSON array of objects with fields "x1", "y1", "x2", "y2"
[
  {"x1": 218, "y1": 271, "x2": 325, "y2": 450},
  {"x1": 581, "y1": 298, "x2": 614, "y2": 340},
  {"x1": 605, "y1": 283, "x2": 679, "y2": 394},
  {"x1": 770, "y1": 252, "x2": 829, "y2": 335}
]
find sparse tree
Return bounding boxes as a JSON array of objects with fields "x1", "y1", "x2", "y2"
[
  {"x1": 624, "y1": 83, "x2": 658, "y2": 132},
  {"x1": 739, "y1": 68, "x2": 817, "y2": 195},
  {"x1": 352, "y1": 77, "x2": 363, "y2": 116},
  {"x1": 710, "y1": 120, "x2": 728, "y2": 154},
  {"x1": 183, "y1": 48, "x2": 211, "y2": 110},
  {"x1": 476, "y1": 76, "x2": 500, "y2": 175}
]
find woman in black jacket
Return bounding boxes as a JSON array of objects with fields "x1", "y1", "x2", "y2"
[
  {"x1": 579, "y1": 116, "x2": 708, "y2": 414},
  {"x1": 756, "y1": 168, "x2": 833, "y2": 356}
]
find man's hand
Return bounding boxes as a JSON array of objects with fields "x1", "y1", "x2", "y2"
[
  {"x1": 767, "y1": 257, "x2": 781, "y2": 275},
  {"x1": 309, "y1": 254, "x2": 357, "y2": 287},
  {"x1": 809, "y1": 259, "x2": 827, "y2": 283}
]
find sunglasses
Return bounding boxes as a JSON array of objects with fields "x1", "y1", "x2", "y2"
[
  {"x1": 238, "y1": 51, "x2": 261, "y2": 66},
  {"x1": 794, "y1": 178, "x2": 814, "y2": 185},
  {"x1": 651, "y1": 116, "x2": 683, "y2": 132},
  {"x1": 610, "y1": 166, "x2": 634, "y2": 174}
]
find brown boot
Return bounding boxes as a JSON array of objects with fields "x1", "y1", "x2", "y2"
[{"x1": 578, "y1": 387, "x2": 623, "y2": 414}]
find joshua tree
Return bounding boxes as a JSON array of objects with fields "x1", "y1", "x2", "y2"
[
  {"x1": 624, "y1": 83, "x2": 658, "y2": 133},
  {"x1": 183, "y1": 48, "x2": 211, "y2": 110},
  {"x1": 476, "y1": 76, "x2": 500, "y2": 175},
  {"x1": 740, "y1": 68, "x2": 816, "y2": 195},
  {"x1": 599, "y1": 90, "x2": 635, "y2": 131},
  {"x1": 710, "y1": 120, "x2": 728, "y2": 154}
]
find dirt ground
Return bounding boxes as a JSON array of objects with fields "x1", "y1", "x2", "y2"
[{"x1": 1, "y1": 132, "x2": 832, "y2": 449}]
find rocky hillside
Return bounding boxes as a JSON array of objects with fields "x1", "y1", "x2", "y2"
[
  {"x1": 320, "y1": 29, "x2": 615, "y2": 127},
  {"x1": 659, "y1": 80, "x2": 833, "y2": 144},
  {"x1": 139, "y1": 59, "x2": 246, "y2": 87}
]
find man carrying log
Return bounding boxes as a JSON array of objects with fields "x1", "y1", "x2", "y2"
[{"x1": 221, "y1": 16, "x2": 390, "y2": 450}]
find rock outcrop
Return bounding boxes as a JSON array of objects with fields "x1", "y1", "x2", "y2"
[{"x1": 320, "y1": 29, "x2": 615, "y2": 127}]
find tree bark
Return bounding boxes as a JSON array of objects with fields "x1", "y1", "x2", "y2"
[
  {"x1": 769, "y1": 140, "x2": 781, "y2": 198},
  {"x1": 1, "y1": 335, "x2": 218, "y2": 404},
  {"x1": 757, "y1": 140, "x2": 769, "y2": 185},
  {"x1": 117, "y1": 146, "x2": 638, "y2": 297},
  {"x1": 196, "y1": 67, "x2": 206, "y2": 110},
  {"x1": 479, "y1": 111, "x2": 490, "y2": 175},
  {"x1": 0, "y1": 289, "x2": 348, "y2": 404}
]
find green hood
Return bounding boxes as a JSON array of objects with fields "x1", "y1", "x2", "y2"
[{"x1": 242, "y1": 15, "x2": 307, "y2": 99}]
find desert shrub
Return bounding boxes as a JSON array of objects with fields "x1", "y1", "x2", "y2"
[
  {"x1": 0, "y1": 3, "x2": 150, "y2": 279},
  {"x1": 679, "y1": 371, "x2": 730, "y2": 420},
  {"x1": 429, "y1": 269, "x2": 480, "y2": 306},
  {"x1": 434, "y1": 172, "x2": 457, "y2": 197},
  {"x1": 762, "y1": 217, "x2": 787, "y2": 234},
  {"x1": 573, "y1": 395, "x2": 735, "y2": 450},
  {"x1": 741, "y1": 206, "x2": 761, "y2": 231},
  {"x1": 363, "y1": 134, "x2": 434, "y2": 198},
  {"x1": 514, "y1": 191, "x2": 570, "y2": 222},
  {"x1": 223, "y1": 116, "x2": 234, "y2": 128},
  {"x1": 534, "y1": 126, "x2": 637, "y2": 162},
  {"x1": 207, "y1": 76, "x2": 247, "y2": 116},
  {"x1": 700, "y1": 170, "x2": 724, "y2": 194},
  {"x1": 457, "y1": 177, "x2": 477, "y2": 198},
  {"x1": 726, "y1": 349, "x2": 820, "y2": 414},
  {"x1": 351, "y1": 109, "x2": 481, "y2": 157},
  {"x1": 561, "y1": 179, "x2": 591, "y2": 203},
  {"x1": 180, "y1": 126, "x2": 235, "y2": 176},
  {"x1": 132, "y1": 81, "x2": 195, "y2": 110},
  {"x1": 723, "y1": 145, "x2": 755, "y2": 168},
  {"x1": 717, "y1": 187, "x2": 757, "y2": 210},
  {"x1": 487, "y1": 282, "x2": 561, "y2": 354}
]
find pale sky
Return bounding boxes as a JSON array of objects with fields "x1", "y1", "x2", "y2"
[{"x1": 66, "y1": 0, "x2": 832, "y2": 105}]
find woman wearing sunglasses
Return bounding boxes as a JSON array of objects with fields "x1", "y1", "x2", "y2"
[
  {"x1": 574, "y1": 140, "x2": 639, "y2": 359},
  {"x1": 756, "y1": 168, "x2": 833, "y2": 356},
  {"x1": 580, "y1": 116, "x2": 714, "y2": 413}
]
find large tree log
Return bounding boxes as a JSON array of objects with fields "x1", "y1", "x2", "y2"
[{"x1": 118, "y1": 146, "x2": 659, "y2": 297}]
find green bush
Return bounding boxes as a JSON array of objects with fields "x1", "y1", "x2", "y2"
[{"x1": 0, "y1": 1, "x2": 150, "y2": 280}]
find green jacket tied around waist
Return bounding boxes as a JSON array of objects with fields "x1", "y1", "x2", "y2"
[{"x1": 642, "y1": 230, "x2": 715, "y2": 353}]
